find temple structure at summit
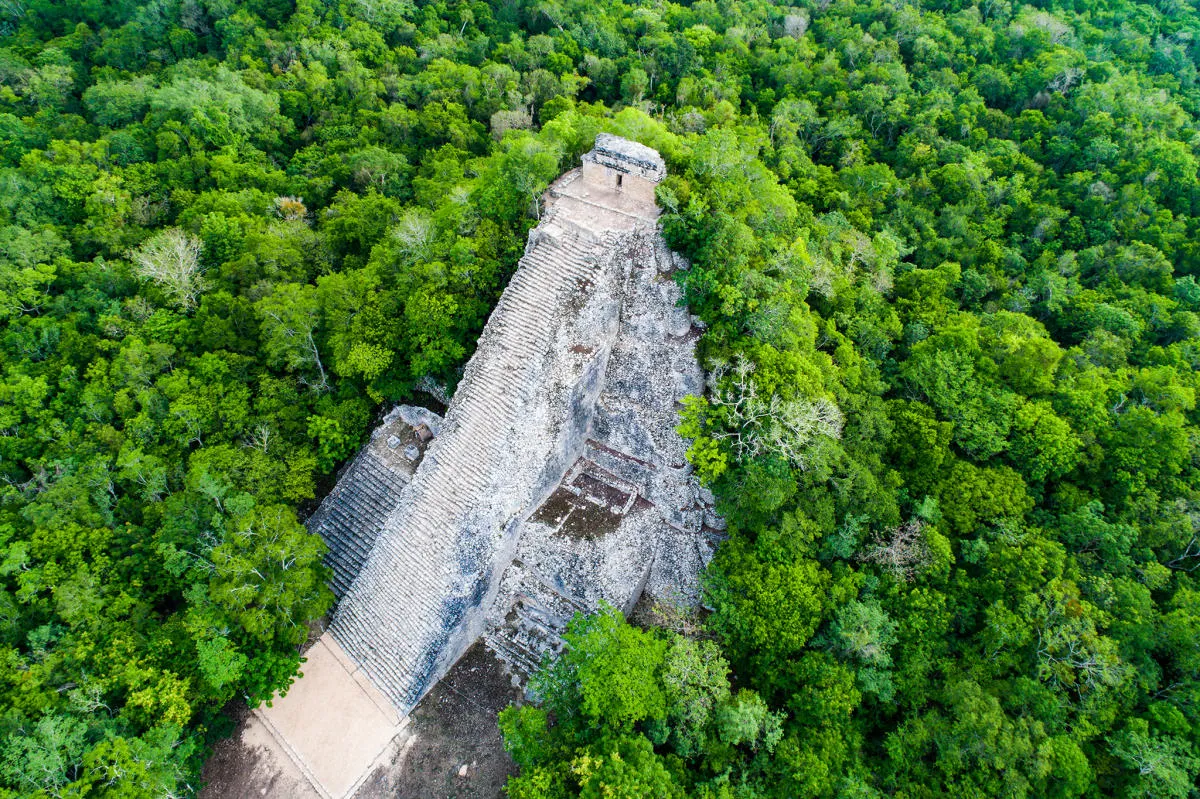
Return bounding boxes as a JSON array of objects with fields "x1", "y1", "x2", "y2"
[{"x1": 233, "y1": 135, "x2": 724, "y2": 799}]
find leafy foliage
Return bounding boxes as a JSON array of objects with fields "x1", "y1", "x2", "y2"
[
  {"x1": 3, "y1": 0, "x2": 1200, "y2": 795},
  {"x1": 486, "y1": 0, "x2": 1200, "y2": 796}
]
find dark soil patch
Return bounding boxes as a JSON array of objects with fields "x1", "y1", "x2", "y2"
[
  {"x1": 558, "y1": 497, "x2": 622, "y2": 540},
  {"x1": 358, "y1": 643, "x2": 522, "y2": 799}
]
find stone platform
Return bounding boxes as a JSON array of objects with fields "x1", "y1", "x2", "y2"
[
  {"x1": 200, "y1": 640, "x2": 519, "y2": 799},
  {"x1": 200, "y1": 634, "x2": 407, "y2": 799}
]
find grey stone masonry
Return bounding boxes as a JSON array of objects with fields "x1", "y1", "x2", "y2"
[
  {"x1": 481, "y1": 228, "x2": 722, "y2": 682},
  {"x1": 307, "y1": 405, "x2": 441, "y2": 598},
  {"x1": 309, "y1": 452, "x2": 407, "y2": 599},
  {"x1": 583, "y1": 133, "x2": 667, "y2": 182},
  {"x1": 316, "y1": 134, "x2": 723, "y2": 713}
]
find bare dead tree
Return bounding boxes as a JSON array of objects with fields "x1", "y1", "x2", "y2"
[
  {"x1": 127, "y1": 228, "x2": 206, "y2": 311},
  {"x1": 258, "y1": 296, "x2": 330, "y2": 393},
  {"x1": 391, "y1": 209, "x2": 435, "y2": 263},
  {"x1": 292, "y1": 327, "x2": 330, "y2": 393},
  {"x1": 244, "y1": 423, "x2": 274, "y2": 454},
  {"x1": 783, "y1": 12, "x2": 809, "y2": 39},
  {"x1": 859, "y1": 518, "x2": 931, "y2": 581},
  {"x1": 1168, "y1": 534, "x2": 1200, "y2": 572},
  {"x1": 707, "y1": 356, "x2": 844, "y2": 469},
  {"x1": 1034, "y1": 588, "x2": 1126, "y2": 693},
  {"x1": 1047, "y1": 66, "x2": 1084, "y2": 95},
  {"x1": 490, "y1": 107, "x2": 534, "y2": 141}
]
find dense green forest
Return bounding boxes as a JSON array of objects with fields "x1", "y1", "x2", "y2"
[{"x1": 2, "y1": 0, "x2": 1200, "y2": 796}]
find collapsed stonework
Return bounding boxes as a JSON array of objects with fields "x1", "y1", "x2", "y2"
[{"x1": 309, "y1": 134, "x2": 724, "y2": 714}]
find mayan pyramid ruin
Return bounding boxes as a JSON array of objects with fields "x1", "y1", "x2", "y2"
[{"x1": 307, "y1": 134, "x2": 725, "y2": 713}]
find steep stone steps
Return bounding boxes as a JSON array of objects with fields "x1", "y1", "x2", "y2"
[
  {"x1": 309, "y1": 453, "x2": 409, "y2": 598},
  {"x1": 483, "y1": 564, "x2": 589, "y2": 680},
  {"x1": 483, "y1": 632, "x2": 542, "y2": 676},
  {"x1": 328, "y1": 229, "x2": 608, "y2": 710}
]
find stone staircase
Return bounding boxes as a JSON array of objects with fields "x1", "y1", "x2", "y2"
[
  {"x1": 582, "y1": 438, "x2": 704, "y2": 534},
  {"x1": 308, "y1": 453, "x2": 409, "y2": 599},
  {"x1": 329, "y1": 228, "x2": 610, "y2": 711}
]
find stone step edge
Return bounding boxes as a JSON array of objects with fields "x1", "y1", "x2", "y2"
[
  {"x1": 252, "y1": 706, "x2": 336, "y2": 799},
  {"x1": 342, "y1": 719, "x2": 414, "y2": 799}
]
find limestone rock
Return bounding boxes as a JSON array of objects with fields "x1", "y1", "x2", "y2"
[{"x1": 307, "y1": 135, "x2": 725, "y2": 713}]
